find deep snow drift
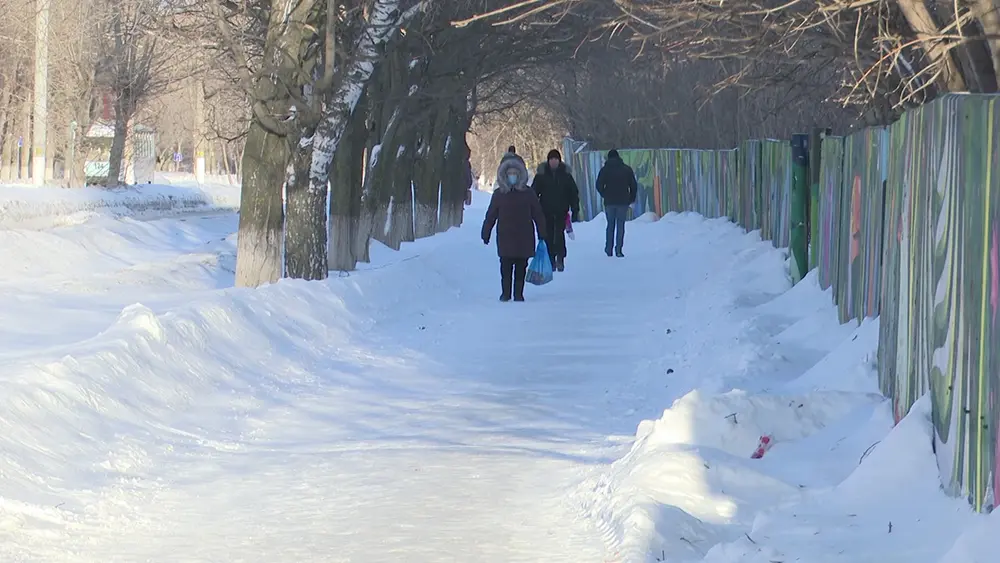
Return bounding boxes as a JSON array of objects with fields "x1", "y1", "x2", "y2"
[
  {"x1": 0, "y1": 191, "x2": 992, "y2": 562},
  {"x1": 0, "y1": 176, "x2": 239, "y2": 230}
]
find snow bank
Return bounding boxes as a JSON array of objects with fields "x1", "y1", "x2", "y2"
[
  {"x1": 580, "y1": 219, "x2": 982, "y2": 562},
  {"x1": 0, "y1": 182, "x2": 240, "y2": 229},
  {"x1": 937, "y1": 508, "x2": 1000, "y2": 563},
  {"x1": 0, "y1": 239, "x2": 454, "y2": 559}
]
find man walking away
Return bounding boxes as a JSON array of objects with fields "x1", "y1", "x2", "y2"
[
  {"x1": 531, "y1": 149, "x2": 580, "y2": 272},
  {"x1": 596, "y1": 149, "x2": 637, "y2": 258}
]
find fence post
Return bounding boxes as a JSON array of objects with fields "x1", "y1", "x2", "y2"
[
  {"x1": 790, "y1": 134, "x2": 809, "y2": 283},
  {"x1": 807, "y1": 128, "x2": 827, "y2": 270}
]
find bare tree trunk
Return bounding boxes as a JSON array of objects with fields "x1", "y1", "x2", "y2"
[
  {"x1": 220, "y1": 141, "x2": 234, "y2": 183},
  {"x1": 19, "y1": 93, "x2": 31, "y2": 181},
  {"x1": 328, "y1": 91, "x2": 368, "y2": 271},
  {"x1": 353, "y1": 50, "x2": 409, "y2": 259},
  {"x1": 106, "y1": 99, "x2": 129, "y2": 186},
  {"x1": 439, "y1": 102, "x2": 472, "y2": 230},
  {"x1": 0, "y1": 133, "x2": 13, "y2": 182},
  {"x1": 45, "y1": 120, "x2": 56, "y2": 182},
  {"x1": 285, "y1": 139, "x2": 328, "y2": 279},
  {"x1": 386, "y1": 134, "x2": 417, "y2": 248},
  {"x1": 234, "y1": 121, "x2": 288, "y2": 287},
  {"x1": 67, "y1": 134, "x2": 86, "y2": 188},
  {"x1": 895, "y1": 0, "x2": 968, "y2": 92},
  {"x1": 975, "y1": 0, "x2": 1000, "y2": 88},
  {"x1": 0, "y1": 73, "x2": 15, "y2": 181},
  {"x1": 0, "y1": 86, "x2": 16, "y2": 181},
  {"x1": 413, "y1": 106, "x2": 449, "y2": 238}
]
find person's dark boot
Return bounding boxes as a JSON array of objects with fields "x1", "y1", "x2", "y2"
[
  {"x1": 500, "y1": 259, "x2": 513, "y2": 301},
  {"x1": 605, "y1": 248, "x2": 613, "y2": 257},
  {"x1": 513, "y1": 261, "x2": 527, "y2": 301},
  {"x1": 616, "y1": 250, "x2": 625, "y2": 258},
  {"x1": 556, "y1": 256, "x2": 565, "y2": 272}
]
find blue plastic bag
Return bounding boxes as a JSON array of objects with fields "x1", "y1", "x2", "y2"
[{"x1": 526, "y1": 240, "x2": 553, "y2": 286}]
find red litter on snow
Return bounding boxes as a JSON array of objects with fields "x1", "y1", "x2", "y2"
[{"x1": 750, "y1": 434, "x2": 774, "y2": 459}]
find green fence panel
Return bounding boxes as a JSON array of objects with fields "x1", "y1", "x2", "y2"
[
  {"x1": 877, "y1": 94, "x2": 1000, "y2": 513},
  {"x1": 562, "y1": 93, "x2": 1000, "y2": 514},
  {"x1": 841, "y1": 127, "x2": 889, "y2": 322},
  {"x1": 817, "y1": 136, "x2": 845, "y2": 293}
]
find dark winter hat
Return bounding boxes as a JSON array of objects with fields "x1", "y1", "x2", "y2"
[
  {"x1": 608, "y1": 149, "x2": 620, "y2": 159},
  {"x1": 547, "y1": 149, "x2": 562, "y2": 161},
  {"x1": 507, "y1": 145, "x2": 517, "y2": 154}
]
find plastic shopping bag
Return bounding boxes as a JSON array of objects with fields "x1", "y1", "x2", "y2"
[
  {"x1": 565, "y1": 212, "x2": 575, "y2": 240},
  {"x1": 526, "y1": 240, "x2": 553, "y2": 286}
]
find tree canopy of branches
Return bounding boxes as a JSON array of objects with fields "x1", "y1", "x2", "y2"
[
  {"x1": 167, "y1": 0, "x2": 605, "y2": 287},
  {"x1": 483, "y1": 0, "x2": 1000, "y2": 122}
]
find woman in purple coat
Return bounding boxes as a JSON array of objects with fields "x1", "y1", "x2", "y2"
[{"x1": 481, "y1": 156, "x2": 547, "y2": 302}]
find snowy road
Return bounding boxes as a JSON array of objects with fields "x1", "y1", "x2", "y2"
[{"x1": 0, "y1": 196, "x2": 987, "y2": 562}]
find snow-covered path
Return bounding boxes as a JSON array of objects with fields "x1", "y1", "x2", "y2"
[{"x1": 0, "y1": 194, "x2": 989, "y2": 562}]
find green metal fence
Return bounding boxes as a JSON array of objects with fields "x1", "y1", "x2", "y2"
[{"x1": 563, "y1": 93, "x2": 1000, "y2": 513}]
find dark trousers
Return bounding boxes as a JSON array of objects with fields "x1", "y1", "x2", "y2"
[
  {"x1": 500, "y1": 257, "x2": 529, "y2": 299},
  {"x1": 605, "y1": 204, "x2": 628, "y2": 254},
  {"x1": 544, "y1": 213, "x2": 567, "y2": 261}
]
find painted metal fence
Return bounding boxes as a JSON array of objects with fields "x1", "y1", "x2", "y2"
[
  {"x1": 563, "y1": 93, "x2": 1000, "y2": 513},
  {"x1": 878, "y1": 95, "x2": 1000, "y2": 512},
  {"x1": 563, "y1": 141, "x2": 789, "y2": 248}
]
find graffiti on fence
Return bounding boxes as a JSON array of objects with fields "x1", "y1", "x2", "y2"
[{"x1": 564, "y1": 93, "x2": 1000, "y2": 513}]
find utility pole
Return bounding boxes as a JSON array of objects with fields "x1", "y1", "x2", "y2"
[
  {"x1": 32, "y1": 0, "x2": 49, "y2": 186},
  {"x1": 193, "y1": 79, "x2": 206, "y2": 184}
]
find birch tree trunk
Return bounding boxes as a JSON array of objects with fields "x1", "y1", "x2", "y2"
[{"x1": 309, "y1": 0, "x2": 410, "y2": 205}]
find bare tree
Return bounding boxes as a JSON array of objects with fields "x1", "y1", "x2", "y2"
[
  {"x1": 475, "y1": 0, "x2": 1000, "y2": 120},
  {"x1": 97, "y1": 0, "x2": 186, "y2": 186}
]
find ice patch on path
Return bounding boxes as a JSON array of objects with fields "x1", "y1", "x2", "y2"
[{"x1": 0, "y1": 182, "x2": 240, "y2": 229}]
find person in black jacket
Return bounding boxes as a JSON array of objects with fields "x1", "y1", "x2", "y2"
[
  {"x1": 530, "y1": 149, "x2": 580, "y2": 272},
  {"x1": 596, "y1": 149, "x2": 638, "y2": 257},
  {"x1": 500, "y1": 145, "x2": 525, "y2": 167}
]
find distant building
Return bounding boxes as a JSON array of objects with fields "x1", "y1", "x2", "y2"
[{"x1": 82, "y1": 89, "x2": 156, "y2": 185}]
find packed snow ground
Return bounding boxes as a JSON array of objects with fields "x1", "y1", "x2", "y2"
[{"x1": 0, "y1": 190, "x2": 993, "y2": 562}]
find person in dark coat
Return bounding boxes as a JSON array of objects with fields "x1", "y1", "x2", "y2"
[
  {"x1": 530, "y1": 149, "x2": 580, "y2": 272},
  {"x1": 596, "y1": 149, "x2": 638, "y2": 257},
  {"x1": 463, "y1": 154, "x2": 474, "y2": 206},
  {"x1": 500, "y1": 145, "x2": 525, "y2": 167},
  {"x1": 482, "y1": 155, "x2": 547, "y2": 302}
]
